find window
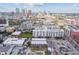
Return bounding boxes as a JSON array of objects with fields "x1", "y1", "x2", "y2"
[
  {"x1": 33, "y1": 31, "x2": 35, "y2": 36},
  {"x1": 56, "y1": 32, "x2": 58, "y2": 37},
  {"x1": 37, "y1": 31, "x2": 39, "y2": 36},
  {"x1": 40, "y1": 31, "x2": 41, "y2": 36},
  {"x1": 43, "y1": 31, "x2": 45, "y2": 36},
  {"x1": 47, "y1": 31, "x2": 48, "y2": 36}
]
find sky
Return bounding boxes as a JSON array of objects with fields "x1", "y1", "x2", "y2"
[{"x1": 0, "y1": 3, "x2": 79, "y2": 13}]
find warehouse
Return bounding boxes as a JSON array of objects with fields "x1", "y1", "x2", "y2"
[
  {"x1": 31, "y1": 38, "x2": 48, "y2": 52},
  {"x1": 3, "y1": 38, "x2": 26, "y2": 46}
]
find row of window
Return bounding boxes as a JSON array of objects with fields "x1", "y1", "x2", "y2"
[{"x1": 33, "y1": 31, "x2": 64, "y2": 37}]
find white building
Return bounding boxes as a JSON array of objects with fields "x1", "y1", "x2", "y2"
[
  {"x1": 19, "y1": 20, "x2": 33, "y2": 31},
  {"x1": 33, "y1": 24, "x2": 64, "y2": 38},
  {"x1": 64, "y1": 26, "x2": 71, "y2": 37},
  {"x1": 12, "y1": 31, "x2": 21, "y2": 36},
  {"x1": 3, "y1": 38, "x2": 26, "y2": 46}
]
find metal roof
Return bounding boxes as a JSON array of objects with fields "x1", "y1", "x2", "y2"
[
  {"x1": 3, "y1": 38, "x2": 25, "y2": 45},
  {"x1": 32, "y1": 38, "x2": 46, "y2": 41},
  {"x1": 31, "y1": 41, "x2": 47, "y2": 44},
  {"x1": 31, "y1": 38, "x2": 47, "y2": 44}
]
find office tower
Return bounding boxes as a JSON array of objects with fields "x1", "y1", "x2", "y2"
[
  {"x1": 16, "y1": 8, "x2": 20, "y2": 15},
  {"x1": 27, "y1": 9, "x2": 32, "y2": 17},
  {"x1": 22, "y1": 9, "x2": 25, "y2": 16}
]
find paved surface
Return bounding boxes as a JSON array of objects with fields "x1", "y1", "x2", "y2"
[{"x1": 47, "y1": 38, "x2": 79, "y2": 55}]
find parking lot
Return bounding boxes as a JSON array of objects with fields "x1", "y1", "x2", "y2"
[{"x1": 47, "y1": 38, "x2": 79, "y2": 55}]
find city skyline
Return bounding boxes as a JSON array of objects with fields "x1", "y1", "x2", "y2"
[{"x1": 0, "y1": 3, "x2": 79, "y2": 13}]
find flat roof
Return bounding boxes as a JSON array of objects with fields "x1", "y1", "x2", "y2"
[
  {"x1": 33, "y1": 25, "x2": 64, "y2": 32},
  {"x1": 31, "y1": 40, "x2": 47, "y2": 44},
  {"x1": 32, "y1": 38, "x2": 46, "y2": 41},
  {"x1": 71, "y1": 32, "x2": 79, "y2": 39},
  {"x1": 31, "y1": 38, "x2": 47, "y2": 44},
  {"x1": 12, "y1": 31, "x2": 21, "y2": 36},
  {"x1": 3, "y1": 38, "x2": 26, "y2": 45}
]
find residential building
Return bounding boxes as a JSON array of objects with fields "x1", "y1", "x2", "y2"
[
  {"x1": 19, "y1": 19, "x2": 33, "y2": 31},
  {"x1": 33, "y1": 24, "x2": 64, "y2": 38},
  {"x1": 0, "y1": 18, "x2": 9, "y2": 32}
]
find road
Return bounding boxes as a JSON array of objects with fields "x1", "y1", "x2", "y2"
[{"x1": 47, "y1": 38, "x2": 60, "y2": 55}]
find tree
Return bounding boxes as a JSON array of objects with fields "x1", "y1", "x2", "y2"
[{"x1": 27, "y1": 42, "x2": 31, "y2": 47}]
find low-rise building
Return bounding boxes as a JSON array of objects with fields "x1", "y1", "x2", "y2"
[
  {"x1": 3, "y1": 38, "x2": 26, "y2": 46},
  {"x1": 6, "y1": 27, "x2": 15, "y2": 33},
  {"x1": 31, "y1": 38, "x2": 48, "y2": 53},
  {"x1": 0, "y1": 44, "x2": 13, "y2": 55},
  {"x1": 12, "y1": 31, "x2": 21, "y2": 37}
]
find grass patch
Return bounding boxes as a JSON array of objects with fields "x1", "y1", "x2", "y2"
[{"x1": 18, "y1": 32, "x2": 32, "y2": 38}]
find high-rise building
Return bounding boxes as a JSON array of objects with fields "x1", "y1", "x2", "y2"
[
  {"x1": 21, "y1": 9, "x2": 27, "y2": 20},
  {"x1": 0, "y1": 17, "x2": 9, "y2": 32},
  {"x1": 27, "y1": 9, "x2": 32, "y2": 17},
  {"x1": 15, "y1": 8, "x2": 20, "y2": 15},
  {"x1": 22, "y1": 9, "x2": 25, "y2": 16},
  {"x1": 15, "y1": 8, "x2": 21, "y2": 20}
]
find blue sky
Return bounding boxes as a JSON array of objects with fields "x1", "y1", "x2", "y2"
[{"x1": 0, "y1": 3, "x2": 79, "y2": 13}]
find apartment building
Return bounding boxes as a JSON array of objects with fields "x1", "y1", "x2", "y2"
[{"x1": 33, "y1": 24, "x2": 64, "y2": 38}]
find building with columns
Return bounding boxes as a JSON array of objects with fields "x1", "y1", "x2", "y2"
[{"x1": 33, "y1": 24, "x2": 64, "y2": 38}]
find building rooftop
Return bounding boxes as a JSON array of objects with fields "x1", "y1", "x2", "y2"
[
  {"x1": 32, "y1": 38, "x2": 46, "y2": 41},
  {"x1": 12, "y1": 31, "x2": 21, "y2": 36},
  {"x1": 0, "y1": 45, "x2": 11, "y2": 53},
  {"x1": 52, "y1": 40, "x2": 79, "y2": 55},
  {"x1": 33, "y1": 25, "x2": 64, "y2": 32},
  {"x1": 31, "y1": 40, "x2": 47, "y2": 44},
  {"x1": 3, "y1": 38, "x2": 26, "y2": 45},
  {"x1": 31, "y1": 38, "x2": 47, "y2": 44}
]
